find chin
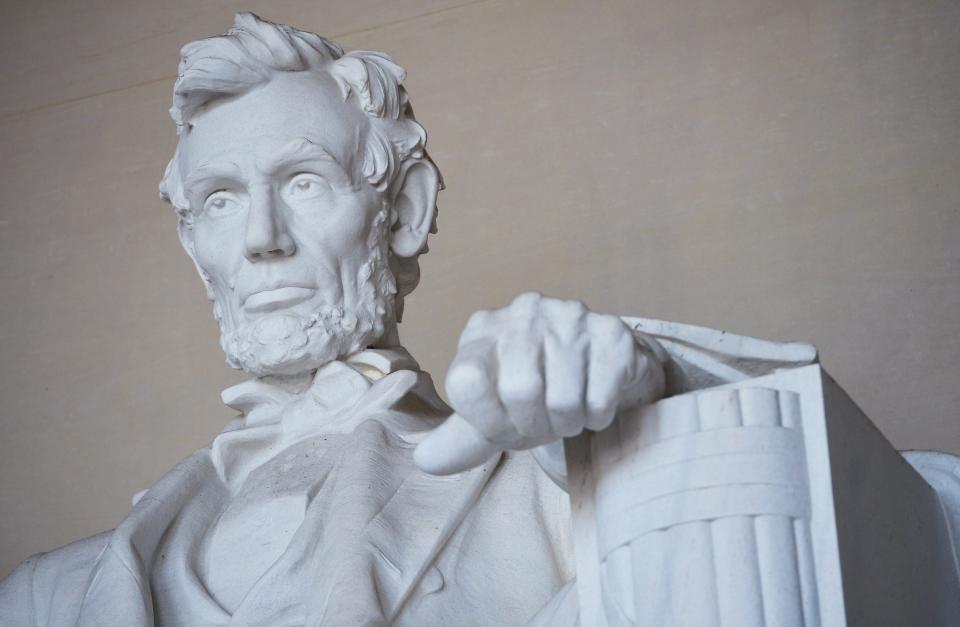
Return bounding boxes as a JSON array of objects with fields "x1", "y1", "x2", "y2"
[{"x1": 219, "y1": 302, "x2": 392, "y2": 377}]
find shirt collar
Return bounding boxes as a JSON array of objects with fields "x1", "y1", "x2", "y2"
[{"x1": 220, "y1": 347, "x2": 420, "y2": 428}]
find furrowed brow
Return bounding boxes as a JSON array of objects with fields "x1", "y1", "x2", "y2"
[
  {"x1": 262, "y1": 137, "x2": 356, "y2": 187},
  {"x1": 262, "y1": 138, "x2": 339, "y2": 171},
  {"x1": 184, "y1": 161, "x2": 243, "y2": 192}
]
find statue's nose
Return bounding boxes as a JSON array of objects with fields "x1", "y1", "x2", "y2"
[{"x1": 244, "y1": 187, "x2": 296, "y2": 261}]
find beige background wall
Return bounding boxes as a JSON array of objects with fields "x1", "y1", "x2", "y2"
[{"x1": 1, "y1": 0, "x2": 958, "y2": 577}]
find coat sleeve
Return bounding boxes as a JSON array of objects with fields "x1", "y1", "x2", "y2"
[
  {"x1": 530, "y1": 316, "x2": 818, "y2": 491},
  {"x1": 0, "y1": 554, "x2": 40, "y2": 627},
  {"x1": 0, "y1": 532, "x2": 111, "y2": 627},
  {"x1": 622, "y1": 316, "x2": 818, "y2": 395}
]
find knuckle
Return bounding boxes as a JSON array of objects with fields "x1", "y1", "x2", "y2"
[
  {"x1": 591, "y1": 313, "x2": 627, "y2": 337},
  {"x1": 567, "y1": 298, "x2": 589, "y2": 316},
  {"x1": 512, "y1": 291, "x2": 543, "y2": 308},
  {"x1": 546, "y1": 386, "x2": 583, "y2": 416},
  {"x1": 546, "y1": 317, "x2": 589, "y2": 347},
  {"x1": 446, "y1": 361, "x2": 490, "y2": 400},
  {"x1": 497, "y1": 371, "x2": 544, "y2": 404},
  {"x1": 587, "y1": 392, "x2": 616, "y2": 416},
  {"x1": 465, "y1": 309, "x2": 494, "y2": 331},
  {"x1": 589, "y1": 323, "x2": 633, "y2": 364},
  {"x1": 549, "y1": 299, "x2": 587, "y2": 325},
  {"x1": 509, "y1": 292, "x2": 542, "y2": 322},
  {"x1": 554, "y1": 296, "x2": 587, "y2": 311}
]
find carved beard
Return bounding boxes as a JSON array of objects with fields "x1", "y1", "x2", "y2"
[{"x1": 215, "y1": 210, "x2": 397, "y2": 377}]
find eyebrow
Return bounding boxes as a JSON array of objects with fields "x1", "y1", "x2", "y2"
[
  {"x1": 183, "y1": 161, "x2": 244, "y2": 192},
  {"x1": 182, "y1": 137, "x2": 356, "y2": 197},
  {"x1": 260, "y1": 137, "x2": 349, "y2": 178}
]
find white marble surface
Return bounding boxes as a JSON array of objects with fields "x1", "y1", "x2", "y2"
[
  {"x1": 0, "y1": 14, "x2": 655, "y2": 624},
  {"x1": 1, "y1": 12, "x2": 958, "y2": 627},
  {"x1": 568, "y1": 364, "x2": 960, "y2": 626},
  {"x1": 4, "y1": 1, "x2": 960, "y2": 579}
]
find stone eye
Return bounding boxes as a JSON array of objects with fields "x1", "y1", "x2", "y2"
[
  {"x1": 203, "y1": 191, "x2": 240, "y2": 216},
  {"x1": 284, "y1": 173, "x2": 329, "y2": 203}
]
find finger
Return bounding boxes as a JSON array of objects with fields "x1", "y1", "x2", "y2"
[
  {"x1": 414, "y1": 413, "x2": 501, "y2": 475},
  {"x1": 497, "y1": 336, "x2": 552, "y2": 448},
  {"x1": 458, "y1": 308, "x2": 501, "y2": 347},
  {"x1": 619, "y1": 342, "x2": 666, "y2": 409},
  {"x1": 496, "y1": 328, "x2": 549, "y2": 445},
  {"x1": 508, "y1": 291, "x2": 543, "y2": 314},
  {"x1": 585, "y1": 315, "x2": 634, "y2": 431},
  {"x1": 544, "y1": 329, "x2": 589, "y2": 438},
  {"x1": 445, "y1": 339, "x2": 516, "y2": 445}
]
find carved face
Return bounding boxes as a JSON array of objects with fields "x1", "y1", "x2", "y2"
[{"x1": 176, "y1": 71, "x2": 399, "y2": 376}]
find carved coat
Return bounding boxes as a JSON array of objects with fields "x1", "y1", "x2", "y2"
[
  {"x1": 0, "y1": 318, "x2": 819, "y2": 626},
  {"x1": 0, "y1": 348, "x2": 577, "y2": 626}
]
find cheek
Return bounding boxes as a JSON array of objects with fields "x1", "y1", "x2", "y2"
[
  {"x1": 192, "y1": 218, "x2": 246, "y2": 288},
  {"x1": 286, "y1": 189, "x2": 383, "y2": 253}
]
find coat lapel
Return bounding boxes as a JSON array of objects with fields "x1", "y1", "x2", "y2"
[
  {"x1": 75, "y1": 452, "x2": 229, "y2": 626},
  {"x1": 229, "y1": 370, "x2": 502, "y2": 626},
  {"x1": 75, "y1": 350, "x2": 502, "y2": 627}
]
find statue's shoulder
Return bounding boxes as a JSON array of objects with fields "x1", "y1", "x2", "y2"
[
  {"x1": 622, "y1": 316, "x2": 818, "y2": 394},
  {"x1": 0, "y1": 530, "x2": 110, "y2": 626}
]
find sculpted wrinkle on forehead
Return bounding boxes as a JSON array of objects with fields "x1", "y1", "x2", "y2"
[
  {"x1": 184, "y1": 161, "x2": 244, "y2": 190},
  {"x1": 181, "y1": 71, "x2": 366, "y2": 181},
  {"x1": 184, "y1": 138, "x2": 349, "y2": 195},
  {"x1": 258, "y1": 137, "x2": 356, "y2": 188},
  {"x1": 260, "y1": 138, "x2": 339, "y2": 171}
]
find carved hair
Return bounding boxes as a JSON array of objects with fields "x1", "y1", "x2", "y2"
[{"x1": 159, "y1": 12, "x2": 441, "y2": 320}]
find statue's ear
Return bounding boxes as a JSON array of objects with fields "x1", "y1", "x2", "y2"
[{"x1": 389, "y1": 160, "x2": 438, "y2": 258}]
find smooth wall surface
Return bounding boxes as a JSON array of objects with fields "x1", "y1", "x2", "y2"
[{"x1": 1, "y1": 0, "x2": 958, "y2": 577}]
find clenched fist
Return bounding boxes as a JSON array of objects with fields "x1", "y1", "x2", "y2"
[{"x1": 414, "y1": 292, "x2": 667, "y2": 475}]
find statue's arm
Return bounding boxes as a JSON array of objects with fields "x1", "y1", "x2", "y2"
[
  {"x1": 414, "y1": 293, "x2": 667, "y2": 476},
  {"x1": 415, "y1": 294, "x2": 817, "y2": 483},
  {"x1": 527, "y1": 322, "x2": 669, "y2": 491},
  {"x1": 0, "y1": 531, "x2": 110, "y2": 625},
  {"x1": 0, "y1": 555, "x2": 38, "y2": 626}
]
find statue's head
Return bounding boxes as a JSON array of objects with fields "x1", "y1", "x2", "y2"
[{"x1": 160, "y1": 13, "x2": 441, "y2": 377}]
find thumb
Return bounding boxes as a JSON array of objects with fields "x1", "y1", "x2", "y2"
[{"x1": 414, "y1": 413, "x2": 501, "y2": 475}]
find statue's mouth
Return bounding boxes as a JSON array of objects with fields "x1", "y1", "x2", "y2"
[{"x1": 243, "y1": 286, "x2": 316, "y2": 314}]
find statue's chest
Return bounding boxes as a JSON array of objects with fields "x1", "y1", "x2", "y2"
[{"x1": 200, "y1": 439, "x2": 331, "y2": 612}]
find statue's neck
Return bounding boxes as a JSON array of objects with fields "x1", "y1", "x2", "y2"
[
  {"x1": 255, "y1": 320, "x2": 405, "y2": 395},
  {"x1": 257, "y1": 370, "x2": 315, "y2": 395}
]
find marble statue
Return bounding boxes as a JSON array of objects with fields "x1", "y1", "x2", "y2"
[{"x1": 2, "y1": 12, "x2": 959, "y2": 626}]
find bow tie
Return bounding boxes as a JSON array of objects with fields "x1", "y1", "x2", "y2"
[{"x1": 212, "y1": 348, "x2": 422, "y2": 489}]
